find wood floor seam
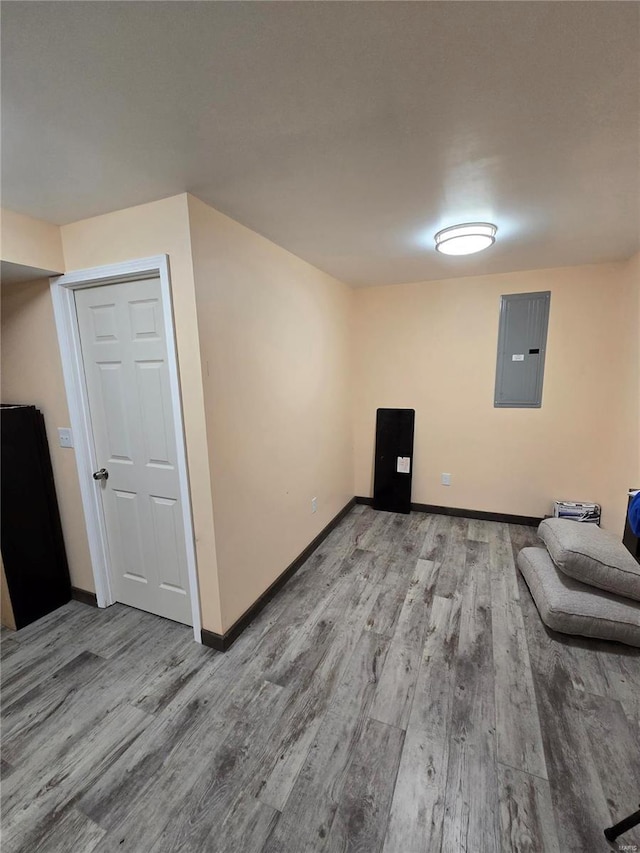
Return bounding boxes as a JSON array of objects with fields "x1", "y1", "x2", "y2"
[{"x1": 495, "y1": 757, "x2": 552, "y2": 785}]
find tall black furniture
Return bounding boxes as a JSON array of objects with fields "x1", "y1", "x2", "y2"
[
  {"x1": 373, "y1": 408, "x2": 415, "y2": 514},
  {"x1": 1, "y1": 404, "x2": 71, "y2": 629}
]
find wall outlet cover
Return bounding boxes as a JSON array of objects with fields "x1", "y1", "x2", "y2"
[
  {"x1": 311, "y1": 497, "x2": 318, "y2": 513},
  {"x1": 441, "y1": 473, "x2": 451, "y2": 486},
  {"x1": 58, "y1": 427, "x2": 74, "y2": 448}
]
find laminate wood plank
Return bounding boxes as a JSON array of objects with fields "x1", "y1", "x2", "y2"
[
  {"x1": 507, "y1": 523, "x2": 541, "y2": 565},
  {"x1": 6, "y1": 805, "x2": 106, "y2": 853},
  {"x1": 2, "y1": 650, "x2": 105, "y2": 745},
  {"x1": 331, "y1": 543, "x2": 388, "y2": 588},
  {"x1": 433, "y1": 516, "x2": 469, "y2": 599},
  {"x1": 129, "y1": 632, "x2": 223, "y2": 716},
  {"x1": 496, "y1": 764, "x2": 560, "y2": 853},
  {"x1": 561, "y1": 638, "x2": 616, "y2": 698},
  {"x1": 1, "y1": 602, "x2": 151, "y2": 689},
  {"x1": 591, "y1": 635, "x2": 640, "y2": 674},
  {"x1": 262, "y1": 630, "x2": 390, "y2": 853},
  {"x1": 254, "y1": 651, "x2": 349, "y2": 812},
  {"x1": 2, "y1": 658, "x2": 131, "y2": 769},
  {"x1": 2, "y1": 703, "x2": 149, "y2": 853},
  {"x1": 601, "y1": 653, "x2": 640, "y2": 730},
  {"x1": 1, "y1": 634, "x2": 20, "y2": 661},
  {"x1": 468, "y1": 518, "x2": 492, "y2": 543},
  {"x1": 1, "y1": 643, "x2": 91, "y2": 708},
  {"x1": 419, "y1": 512, "x2": 449, "y2": 561},
  {"x1": 1, "y1": 757, "x2": 15, "y2": 778},
  {"x1": 530, "y1": 688, "x2": 612, "y2": 852},
  {"x1": 227, "y1": 547, "x2": 366, "y2": 673},
  {"x1": 83, "y1": 604, "x2": 183, "y2": 661},
  {"x1": 3, "y1": 620, "x2": 193, "y2": 770},
  {"x1": 88, "y1": 714, "x2": 232, "y2": 852},
  {"x1": 311, "y1": 503, "x2": 371, "y2": 559},
  {"x1": 364, "y1": 573, "x2": 410, "y2": 638},
  {"x1": 0, "y1": 605, "x2": 103, "y2": 706},
  {"x1": 89, "y1": 681, "x2": 280, "y2": 852},
  {"x1": 265, "y1": 550, "x2": 379, "y2": 688},
  {"x1": 323, "y1": 717, "x2": 405, "y2": 853},
  {"x1": 489, "y1": 524, "x2": 548, "y2": 779},
  {"x1": 387, "y1": 558, "x2": 438, "y2": 649},
  {"x1": 355, "y1": 511, "x2": 402, "y2": 557},
  {"x1": 77, "y1": 668, "x2": 231, "y2": 831},
  {"x1": 381, "y1": 594, "x2": 461, "y2": 853},
  {"x1": 369, "y1": 558, "x2": 437, "y2": 730},
  {"x1": 7, "y1": 600, "x2": 94, "y2": 649},
  {"x1": 440, "y1": 544, "x2": 500, "y2": 853},
  {"x1": 579, "y1": 691, "x2": 640, "y2": 846},
  {"x1": 295, "y1": 536, "x2": 359, "y2": 586},
  {"x1": 144, "y1": 681, "x2": 288, "y2": 853},
  {"x1": 391, "y1": 511, "x2": 438, "y2": 562},
  {"x1": 255, "y1": 574, "x2": 382, "y2": 812},
  {"x1": 200, "y1": 791, "x2": 280, "y2": 853}
]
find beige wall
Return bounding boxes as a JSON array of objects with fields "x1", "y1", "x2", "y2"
[
  {"x1": 1, "y1": 208, "x2": 64, "y2": 272},
  {"x1": 352, "y1": 262, "x2": 639, "y2": 535},
  {"x1": 621, "y1": 250, "x2": 640, "y2": 485},
  {"x1": 59, "y1": 194, "x2": 223, "y2": 633},
  {"x1": 1, "y1": 278, "x2": 94, "y2": 591},
  {"x1": 187, "y1": 196, "x2": 353, "y2": 629}
]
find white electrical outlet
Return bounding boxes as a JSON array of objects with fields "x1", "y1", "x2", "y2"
[
  {"x1": 311, "y1": 497, "x2": 318, "y2": 513},
  {"x1": 441, "y1": 473, "x2": 451, "y2": 486},
  {"x1": 58, "y1": 428, "x2": 74, "y2": 448}
]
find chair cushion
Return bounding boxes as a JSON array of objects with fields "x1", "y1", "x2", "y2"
[
  {"x1": 517, "y1": 547, "x2": 640, "y2": 647},
  {"x1": 538, "y1": 517, "x2": 640, "y2": 602}
]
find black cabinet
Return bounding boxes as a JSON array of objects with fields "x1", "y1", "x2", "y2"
[
  {"x1": 1, "y1": 405, "x2": 71, "y2": 628},
  {"x1": 373, "y1": 408, "x2": 415, "y2": 514}
]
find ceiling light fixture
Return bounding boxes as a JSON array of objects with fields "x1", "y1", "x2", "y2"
[{"x1": 434, "y1": 222, "x2": 497, "y2": 256}]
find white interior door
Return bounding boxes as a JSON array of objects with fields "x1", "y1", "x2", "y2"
[{"x1": 75, "y1": 277, "x2": 192, "y2": 625}]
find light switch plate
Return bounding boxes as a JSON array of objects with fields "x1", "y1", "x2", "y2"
[{"x1": 58, "y1": 427, "x2": 74, "y2": 448}]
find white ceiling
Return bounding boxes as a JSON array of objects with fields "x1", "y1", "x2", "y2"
[{"x1": 2, "y1": 2, "x2": 639, "y2": 286}]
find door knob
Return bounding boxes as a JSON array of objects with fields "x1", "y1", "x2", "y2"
[{"x1": 93, "y1": 468, "x2": 109, "y2": 481}]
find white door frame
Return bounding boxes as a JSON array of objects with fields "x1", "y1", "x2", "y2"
[{"x1": 50, "y1": 255, "x2": 202, "y2": 643}]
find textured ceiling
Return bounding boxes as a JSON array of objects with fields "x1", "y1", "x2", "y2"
[{"x1": 2, "y1": 1, "x2": 639, "y2": 285}]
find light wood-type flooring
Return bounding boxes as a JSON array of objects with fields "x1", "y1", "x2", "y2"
[{"x1": 2, "y1": 506, "x2": 639, "y2": 852}]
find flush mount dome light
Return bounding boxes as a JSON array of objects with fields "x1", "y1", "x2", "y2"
[{"x1": 434, "y1": 222, "x2": 497, "y2": 255}]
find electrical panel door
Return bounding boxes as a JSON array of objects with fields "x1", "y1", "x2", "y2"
[{"x1": 494, "y1": 291, "x2": 550, "y2": 408}]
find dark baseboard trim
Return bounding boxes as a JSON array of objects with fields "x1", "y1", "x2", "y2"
[
  {"x1": 355, "y1": 496, "x2": 541, "y2": 527},
  {"x1": 355, "y1": 496, "x2": 374, "y2": 506},
  {"x1": 201, "y1": 497, "x2": 357, "y2": 652},
  {"x1": 411, "y1": 502, "x2": 542, "y2": 527},
  {"x1": 71, "y1": 586, "x2": 98, "y2": 607},
  {"x1": 200, "y1": 628, "x2": 226, "y2": 652}
]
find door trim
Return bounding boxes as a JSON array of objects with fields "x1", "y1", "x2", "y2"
[{"x1": 50, "y1": 255, "x2": 202, "y2": 643}]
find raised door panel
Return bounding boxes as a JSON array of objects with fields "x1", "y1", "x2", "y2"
[
  {"x1": 96, "y1": 362, "x2": 134, "y2": 464},
  {"x1": 135, "y1": 361, "x2": 175, "y2": 470}
]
